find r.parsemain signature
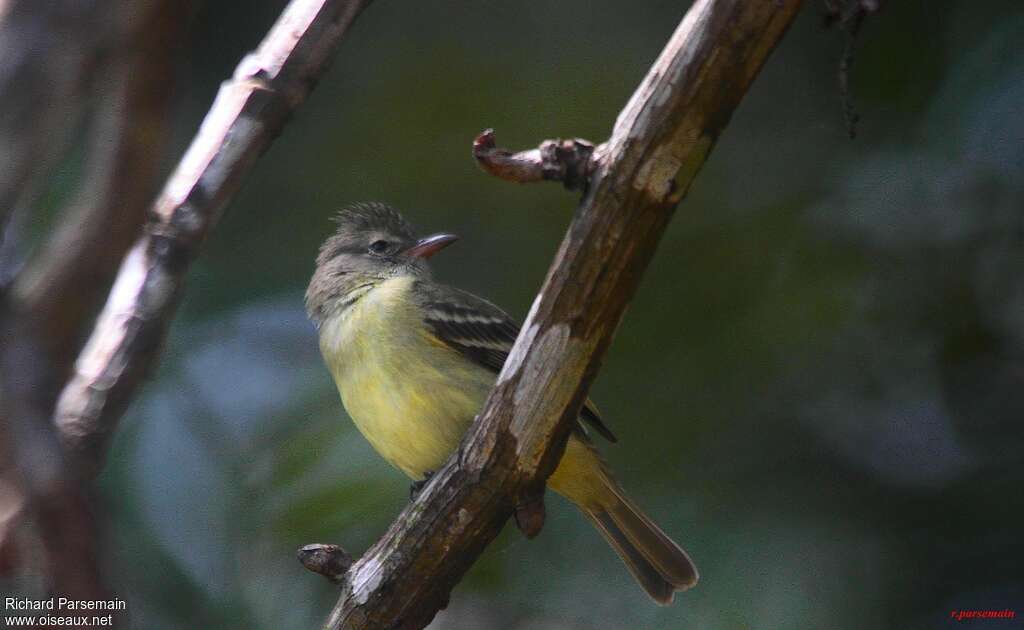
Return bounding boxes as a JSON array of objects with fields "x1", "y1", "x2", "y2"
[{"x1": 950, "y1": 609, "x2": 1017, "y2": 622}]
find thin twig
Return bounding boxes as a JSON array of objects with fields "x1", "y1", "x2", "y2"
[
  {"x1": 322, "y1": 1, "x2": 803, "y2": 627},
  {"x1": 824, "y1": 0, "x2": 882, "y2": 138},
  {"x1": 838, "y1": 10, "x2": 864, "y2": 138},
  {"x1": 473, "y1": 129, "x2": 598, "y2": 191},
  {"x1": 54, "y1": 0, "x2": 375, "y2": 475},
  {"x1": 299, "y1": 544, "x2": 354, "y2": 584}
]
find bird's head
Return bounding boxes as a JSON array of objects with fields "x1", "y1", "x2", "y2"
[{"x1": 305, "y1": 202, "x2": 457, "y2": 323}]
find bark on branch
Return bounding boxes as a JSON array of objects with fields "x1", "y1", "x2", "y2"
[
  {"x1": 53, "y1": 0, "x2": 374, "y2": 475},
  {"x1": 320, "y1": 1, "x2": 802, "y2": 628},
  {"x1": 0, "y1": 0, "x2": 184, "y2": 598},
  {"x1": 10, "y1": 0, "x2": 184, "y2": 389},
  {"x1": 3, "y1": 0, "x2": 374, "y2": 603},
  {"x1": 0, "y1": 0, "x2": 107, "y2": 247}
]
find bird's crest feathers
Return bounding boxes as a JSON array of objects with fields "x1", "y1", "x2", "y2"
[{"x1": 330, "y1": 202, "x2": 415, "y2": 241}]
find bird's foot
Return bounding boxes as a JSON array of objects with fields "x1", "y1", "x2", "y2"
[
  {"x1": 514, "y1": 492, "x2": 546, "y2": 539},
  {"x1": 409, "y1": 471, "x2": 435, "y2": 500}
]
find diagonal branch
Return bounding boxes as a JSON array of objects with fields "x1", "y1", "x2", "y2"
[
  {"x1": 53, "y1": 0, "x2": 374, "y2": 476},
  {"x1": 319, "y1": 0, "x2": 803, "y2": 628}
]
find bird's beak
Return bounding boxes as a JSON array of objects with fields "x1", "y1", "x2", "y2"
[{"x1": 404, "y1": 233, "x2": 458, "y2": 259}]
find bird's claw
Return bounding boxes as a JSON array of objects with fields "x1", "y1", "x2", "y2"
[{"x1": 409, "y1": 470, "x2": 435, "y2": 500}]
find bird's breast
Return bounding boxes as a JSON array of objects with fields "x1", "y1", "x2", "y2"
[{"x1": 318, "y1": 276, "x2": 494, "y2": 479}]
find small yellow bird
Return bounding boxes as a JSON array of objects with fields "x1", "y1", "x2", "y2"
[{"x1": 305, "y1": 203, "x2": 697, "y2": 603}]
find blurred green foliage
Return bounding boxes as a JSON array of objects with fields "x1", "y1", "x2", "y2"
[{"x1": 17, "y1": 0, "x2": 1024, "y2": 628}]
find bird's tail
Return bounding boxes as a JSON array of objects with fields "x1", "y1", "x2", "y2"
[
  {"x1": 548, "y1": 436, "x2": 698, "y2": 604},
  {"x1": 581, "y1": 476, "x2": 699, "y2": 605}
]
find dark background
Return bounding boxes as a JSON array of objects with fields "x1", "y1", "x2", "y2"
[{"x1": 26, "y1": 1, "x2": 1024, "y2": 628}]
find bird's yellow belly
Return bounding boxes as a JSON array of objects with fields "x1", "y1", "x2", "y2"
[
  {"x1": 318, "y1": 276, "x2": 610, "y2": 509},
  {"x1": 340, "y1": 345, "x2": 493, "y2": 479},
  {"x1": 320, "y1": 277, "x2": 495, "y2": 479}
]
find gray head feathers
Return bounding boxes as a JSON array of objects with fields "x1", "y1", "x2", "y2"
[
  {"x1": 316, "y1": 202, "x2": 416, "y2": 267},
  {"x1": 332, "y1": 202, "x2": 414, "y2": 238},
  {"x1": 306, "y1": 202, "x2": 428, "y2": 325}
]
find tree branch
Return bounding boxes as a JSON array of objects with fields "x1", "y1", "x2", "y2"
[
  {"x1": 298, "y1": 543, "x2": 354, "y2": 584},
  {"x1": 0, "y1": 317, "x2": 109, "y2": 602},
  {"x1": 10, "y1": 0, "x2": 185, "y2": 389},
  {"x1": 53, "y1": 0, "x2": 375, "y2": 475},
  {"x1": 0, "y1": 0, "x2": 184, "y2": 598},
  {"x1": 0, "y1": 0, "x2": 105, "y2": 247},
  {"x1": 473, "y1": 129, "x2": 597, "y2": 191},
  {"x1": 320, "y1": 1, "x2": 802, "y2": 627}
]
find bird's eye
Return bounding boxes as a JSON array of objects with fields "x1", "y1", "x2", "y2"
[{"x1": 368, "y1": 240, "x2": 391, "y2": 255}]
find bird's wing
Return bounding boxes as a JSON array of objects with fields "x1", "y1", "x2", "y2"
[{"x1": 415, "y1": 281, "x2": 617, "y2": 443}]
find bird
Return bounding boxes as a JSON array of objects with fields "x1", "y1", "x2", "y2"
[{"x1": 305, "y1": 202, "x2": 698, "y2": 604}]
